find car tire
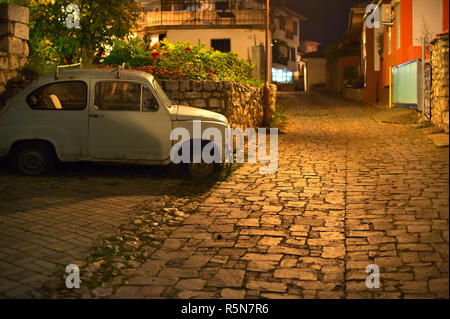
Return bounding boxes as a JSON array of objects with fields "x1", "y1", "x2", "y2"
[
  {"x1": 183, "y1": 140, "x2": 222, "y2": 179},
  {"x1": 10, "y1": 142, "x2": 55, "y2": 176}
]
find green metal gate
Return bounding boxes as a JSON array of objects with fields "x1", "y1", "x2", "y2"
[{"x1": 392, "y1": 59, "x2": 420, "y2": 109}]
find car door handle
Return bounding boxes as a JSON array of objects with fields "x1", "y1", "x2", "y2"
[{"x1": 89, "y1": 114, "x2": 104, "y2": 118}]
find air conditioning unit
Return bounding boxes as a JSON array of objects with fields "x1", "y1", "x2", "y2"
[{"x1": 381, "y1": 4, "x2": 394, "y2": 26}]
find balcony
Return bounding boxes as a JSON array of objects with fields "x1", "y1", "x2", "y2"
[{"x1": 138, "y1": 0, "x2": 266, "y2": 29}]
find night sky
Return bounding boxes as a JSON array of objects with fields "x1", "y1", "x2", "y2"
[{"x1": 284, "y1": 0, "x2": 368, "y2": 49}]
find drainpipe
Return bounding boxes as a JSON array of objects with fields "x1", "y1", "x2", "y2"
[
  {"x1": 389, "y1": 66, "x2": 392, "y2": 108},
  {"x1": 421, "y1": 37, "x2": 428, "y2": 120}
]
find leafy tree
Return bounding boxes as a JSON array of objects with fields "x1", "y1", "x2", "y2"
[
  {"x1": 29, "y1": 0, "x2": 140, "y2": 65},
  {"x1": 324, "y1": 42, "x2": 342, "y2": 64}
]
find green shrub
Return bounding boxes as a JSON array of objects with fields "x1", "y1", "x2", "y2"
[
  {"x1": 343, "y1": 66, "x2": 364, "y2": 88},
  {"x1": 103, "y1": 38, "x2": 255, "y2": 83}
]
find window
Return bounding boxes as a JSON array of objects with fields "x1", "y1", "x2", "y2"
[
  {"x1": 396, "y1": 4, "x2": 401, "y2": 49},
  {"x1": 142, "y1": 86, "x2": 159, "y2": 112},
  {"x1": 279, "y1": 16, "x2": 285, "y2": 30},
  {"x1": 94, "y1": 81, "x2": 159, "y2": 112},
  {"x1": 293, "y1": 21, "x2": 298, "y2": 36},
  {"x1": 290, "y1": 47, "x2": 296, "y2": 62},
  {"x1": 387, "y1": 27, "x2": 392, "y2": 55},
  {"x1": 215, "y1": 1, "x2": 228, "y2": 11},
  {"x1": 27, "y1": 81, "x2": 87, "y2": 110},
  {"x1": 95, "y1": 81, "x2": 141, "y2": 111},
  {"x1": 272, "y1": 68, "x2": 293, "y2": 83},
  {"x1": 211, "y1": 39, "x2": 231, "y2": 52}
]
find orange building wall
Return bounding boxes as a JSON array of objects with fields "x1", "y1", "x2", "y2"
[{"x1": 382, "y1": 0, "x2": 449, "y2": 86}]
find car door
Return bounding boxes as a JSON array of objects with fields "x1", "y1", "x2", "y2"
[
  {"x1": 24, "y1": 80, "x2": 89, "y2": 160},
  {"x1": 88, "y1": 79, "x2": 173, "y2": 161}
]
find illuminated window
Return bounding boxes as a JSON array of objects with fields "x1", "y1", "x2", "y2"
[{"x1": 272, "y1": 68, "x2": 293, "y2": 83}]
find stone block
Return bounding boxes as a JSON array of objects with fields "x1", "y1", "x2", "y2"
[
  {"x1": 13, "y1": 22, "x2": 28, "y2": 40},
  {"x1": 172, "y1": 91, "x2": 184, "y2": 100},
  {"x1": 164, "y1": 79, "x2": 179, "y2": 91},
  {"x1": 191, "y1": 80, "x2": 202, "y2": 91},
  {"x1": 0, "y1": 56, "x2": 8, "y2": 70},
  {"x1": 184, "y1": 91, "x2": 201, "y2": 99},
  {"x1": 191, "y1": 99, "x2": 207, "y2": 108},
  {"x1": 0, "y1": 22, "x2": 13, "y2": 37},
  {"x1": 0, "y1": 4, "x2": 29, "y2": 24},
  {"x1": 179, "y1": 80, "x2": 190, "y2": 91},
  {"x1": 203, "y1": 80, "x2": 215, "y2": 91},
  {"x1": 222, "y1": 81, "x2": 232, "y2": 89},
  {"x1": 9, "y1": 54, "x2": 19, "y2": 69},
  {"x1": 0, "y1": 36, "x2": 23, "y2": 54},
  {"x1": 209, "y1": 98, "x2": 221, "y2": 108}
]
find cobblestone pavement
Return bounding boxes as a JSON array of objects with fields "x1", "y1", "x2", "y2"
[
  {"x1": 1, "y1": 92, "x2": 448, "y2": 299},
  {"x1": 113, "y1": 93, "x2": 449, "y2": 299},
  {"x1": 0, "y1": 163, "x2": 211, "y2": 298}
]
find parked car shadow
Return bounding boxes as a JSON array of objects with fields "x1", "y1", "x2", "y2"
[{"x1": 0, "y1": 158, "x2": 233, "y2": 216}]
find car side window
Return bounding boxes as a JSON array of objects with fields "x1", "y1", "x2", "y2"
[
  {"x1": 95, "y1": 81, "x2": 141, "y2": 111},
  {"x1": 142, "y1": 85, "x2": 159, "y2": 112},
  {"x1": 27, "y1": 81, "x2": 87, "y2": 110}
]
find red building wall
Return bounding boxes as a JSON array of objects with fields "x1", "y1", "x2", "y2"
[
  {"x1": 364, "y1": 27, "x2": 381, "y2": 104},
  {"x1": 339, "y1": 55, "x2": 360, "y2": 84}
]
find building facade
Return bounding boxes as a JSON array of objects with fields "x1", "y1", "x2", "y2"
[
  {"x1": 361, "y1": 0, "x2": 449, "y2": 107},
  {"x1": 135, "y1": 0, "x2": 305, "y2": 84}
]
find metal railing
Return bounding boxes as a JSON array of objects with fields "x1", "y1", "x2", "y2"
[{"x1": 138, "y1": 0, "x2": 266, "y2": 28}]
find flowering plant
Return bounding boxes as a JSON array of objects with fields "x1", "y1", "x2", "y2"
[{"x1": 103, "y1": 38, "x2": 254, "y2": 83}]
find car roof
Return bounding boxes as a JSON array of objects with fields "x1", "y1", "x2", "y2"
[{"x1": 37, "y1": 68, "x2": 155, "y2": 83}]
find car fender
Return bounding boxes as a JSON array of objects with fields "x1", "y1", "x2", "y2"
[{"x1": 2, "y1": 124, "x2": 81, "y2": 161}]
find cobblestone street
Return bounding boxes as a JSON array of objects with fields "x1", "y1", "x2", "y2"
[
  {"x1": 0, "y1": 164, "x2": 209, "y2": 298},
  {"x1": 1, "y1": 92, "x2": 448, "y2": 299}
]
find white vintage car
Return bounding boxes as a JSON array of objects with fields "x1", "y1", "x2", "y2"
[{"x1": 0, "y1": 68, "x2": 229, "y2": 177}]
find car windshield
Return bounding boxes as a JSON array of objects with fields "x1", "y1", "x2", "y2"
[{"x1": 152, "y1": 79, "x2": 172, "y2": 108}]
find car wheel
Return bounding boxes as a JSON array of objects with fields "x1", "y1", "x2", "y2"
[
  {"x1": 183, "y1": 140, "x2": 222, "y2": 179},
  {"x1": 186, "y1": 161, "x2": 218, "y2": 178},
  {"x1": 10, "y1": 142, "x2": 55, "y2": 176}
]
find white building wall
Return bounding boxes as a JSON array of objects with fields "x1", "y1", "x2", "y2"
[
  {"x1": 304, "y1": 58, "x2": 327, "y2": 91},
  {"x1": 271, "y1": 10, "x2": 301, "y2": 76},
  {"x1": 166, "y1": 28, "x2": 266, "y2": 61}
]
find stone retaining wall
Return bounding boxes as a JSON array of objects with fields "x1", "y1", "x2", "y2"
[
  {"x1": 159, "y1": 79, "x2": 277, "y2": 128},
  {"x1": 0, "y1": 4, "x2": 29, "y2": 98},
  {"x1": 431, "y1": 32, "x2": 449, "y2": 133},
  {"x1": 342, "y1": 87, "x2": 364, "y2": 102}
]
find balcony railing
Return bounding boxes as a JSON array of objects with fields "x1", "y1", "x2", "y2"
[
  {"x1": 273, "y1": 56, "x2": 288, "y2": 66},
  {"x1": 138, "y1": 0, "x2": 266, "y2": 29},
  {"x1": 285, "y1": 31, "x2": 294, "y2": 40}
]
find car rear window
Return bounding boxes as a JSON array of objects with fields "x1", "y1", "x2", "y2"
[{"x1": 27, "y1": 81, "x2": 87, "y2": 110}]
